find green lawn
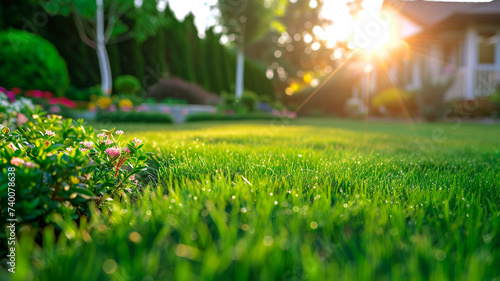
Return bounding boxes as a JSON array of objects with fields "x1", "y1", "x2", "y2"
[{"x1": 11, "y1": 118, "x2": 500, "y2": 281}]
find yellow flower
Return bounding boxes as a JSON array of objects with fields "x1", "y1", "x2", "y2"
[
  {"x1": 118, "y1": 99, "x2": 133, "y2": 108},
  {"x1": 96, "y1": 97, "x2": 112, "y2": 109},
  {"x1": 88, "y1": 102, "x2": 96, "y2": 110}
]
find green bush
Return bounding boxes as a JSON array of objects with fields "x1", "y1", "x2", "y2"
[
  {"x1": 0, "y1": 30, "x2": 70, "y2": 96},
  {"x1": 490, "y1": 90, "x2": 500, "y2": 111},
  {"x1": 417, "y1": 75, "x2": 454, "y2": 121},
  {"x1": 240, "y1": 90, "x2": 259, "y2": 112},
  {"x1": 96, "y1": 111, "x2": 174, "y2": 123},
  {"x1": 372, "y1": 88, "x2": 415, "y2": 116},
  {"x1": 0, "y1": 114, "x2": 151, "y2": 229},
  {"x1": 222, "y1": 92, "x2": 236, "y2": 105},
  {"x1": 160, "y1": 97, "x2": 188, "y2": 105},
  {"x1": 185, "y1": 112, "x2": 277, "y2": 122},
  {"x1": 115, "y1": 75, "x2": 141, "y2": 95}
]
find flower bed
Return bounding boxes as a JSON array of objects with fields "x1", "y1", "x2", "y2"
[{"x1": 0, "y1": 113, "x2": 152, "y2": 229}]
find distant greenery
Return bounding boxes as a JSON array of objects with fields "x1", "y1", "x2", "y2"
[
  {"x1": 240, "y1": 90, "x2": 259, "y2": 112},
  {"x1": 372, "y1": 87, "x2": 416, "y2": 116},
  {"x1": 0, "y1": 30, "x2": 69, "y2": 96},
  {"x1": 7, "y1": 119, "x2": 500, "y2": 280},
  {"x1": 491, "y1": 89, "x2": 500, "y2": 111},
  {"x1": 96, "y1": 111, "x2": 174, "y2": 123},
  {"x1": 114, "y1": 75, "x2": 141, "y2": 95},
  {"x1": 185, "y1": 112, "x2": 276, "y2": 122}
]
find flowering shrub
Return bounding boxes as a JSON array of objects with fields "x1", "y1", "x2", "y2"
[
  {"x1": 0, "y1": 91, "x2": 40, "y2": 131},
  {"x1": 1, "y1": 86, "x2": 78, "y2": 119},
  {"x1": 0, "y1": 114, "x2": 151, "y2": 228},
  {"x1": 89, "y1": 95, "x2": 141, "y2": 112}
]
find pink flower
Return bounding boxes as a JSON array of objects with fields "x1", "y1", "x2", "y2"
[
  {"x1": 49, "y1": 105, "x2": 61, "y2": 113},
  {"x1": 109, "y1": 104, "x2": 117, "y2": 112},
  {"x1": 136, "y1": 105, "x2": 150, "y2": 112},
  {"x1": 45, "y1": 130, "x2": 55, "y2": 137},
  {"x1": 162, "y1": 107, "x2": 171, "y2": 114},
  {"x1": 132, "y1": 138, "x2": 142, "y2": 147},
  {"x1": 121, "y1": 106, "x2": 132, "y2": 112},
  {"x1": 97, "y1": 133, "x2": 106, "y2": 138},
  {"x1": 67, "y1": 147, "x2": 74, "y2": 152},
  {"x1": 115, "y1": 130, "x2": 124, "y2": 135},
  {"x1": 10, "y1": 157, "x2": 24, "y2": 166},
  {"x1": 80, "y1": 148, "x2": 89, "y2": 152},
  {"x1": 24, "y1": 162, "x2": 36, "y2": 168},
  {"x1": 105, "y1": 147, "x2": 121, "y2": 158},
  {"x1": 123, "y1": 147, "x2": 131, "y2": 154},
  {"x1": 79, "y1": 141, "x2": 93, "y2": 149},
  {"x1": 6, "y1": 91, "x2": 15, "y2": 103},
  {"x1": 105, "y1": 139, "x2": 114, "y2": 145},
  {"x1": 17, "y1": 113, "x2": 28, "y2": 126},
  {"x1": 130, "y1": 175, "x2": 135, "y2": 181}
]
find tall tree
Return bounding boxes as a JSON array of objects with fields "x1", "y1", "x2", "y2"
[
  {"x1": 216, "y1": 0, "x2": 286, "y2": 99},
  {"x1": 43, "y1": 0, "x2": 168, "y2": 95}
]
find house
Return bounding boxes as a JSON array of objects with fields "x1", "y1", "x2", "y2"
[{"x1": 350, "y1": 0, "x2": 500, "y2": 110}]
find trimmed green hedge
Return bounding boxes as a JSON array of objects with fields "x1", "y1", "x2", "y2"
[
  {"x1": 185, "y1": 113, "x2": 278, "y2": 122},
  {"x1": 0, "y1": 29, "x2": 70, "y2": 96},
  {"x1": 96, "y1": 111, "x2": 174, "y2": 123}
]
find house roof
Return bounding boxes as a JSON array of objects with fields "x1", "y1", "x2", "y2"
[
  {"x1": 385, "y1": 0, "x2": 500, "y2": 27},
  {"x1": 384, "y1": 0, "x2": 500, "y2": 43}
]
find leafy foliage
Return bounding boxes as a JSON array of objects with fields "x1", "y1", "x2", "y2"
[
  {"x1": 240, "y1": 90, "x2": 259, "y2": 112},
  {"x1": 114, "y1": 75, "x2": 141, "y2": 95},
  {"x1": 372, "y1": 88, "x2": 416, "y2": 116},
  {"x1": 96, "y1": 111, "x2": 174, "y2": 123},
  {"x1": 185, "y1": 112, "x2": 277, "y2": 122},
  {"x1": 216, "y1": 0, "x2": 286, "y2": 46},
  {"x1": 0, "y1": 90, "x2": 38, "y2": 131},
  {"x1": 148, "y1": 78, "x2": 221, "y2": 105},
  {"x1": 417, "y1": 72, "x2": 455, "y2": 121},
  {"x1": 0, "y1": 114, "x2": 151, "y2": 229},
  {"x1": 490, "y1": 89, "x2": 500, "y2": 111},
  {"x1": 43, "y1": 0, "x2": 169, "y2": 43},
  {"x1": 8, "y1": 120, "x2": 500, "y2": 280},
  {"x1": 0, "y1": 30, "x2": 70, "y2": 96}
]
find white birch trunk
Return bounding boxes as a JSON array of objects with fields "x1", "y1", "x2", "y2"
[
  {"x1": 96, "y1": 0, "x2": 112, "y2": 95},
  {"x1": 235, "y1": 47, "x2": 245, "y2": 99}
]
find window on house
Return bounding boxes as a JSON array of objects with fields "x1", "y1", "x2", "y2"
[{"x1": 477, "y1": 32, "x2": 497, "y2": 64}]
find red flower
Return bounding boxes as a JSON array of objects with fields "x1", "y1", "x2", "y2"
[
  {"x1": 42, "y1": 91, "x2": 54, "y2": 98},
  {"x1": 25, "y1": 90, "x2": 43, "y2": 98},
  {"x1": 58, "y1": 97, "x2": 76, "y2": 108},
  {"x1": 11, "y1": 87, "x2": 22, "y2": 94}
]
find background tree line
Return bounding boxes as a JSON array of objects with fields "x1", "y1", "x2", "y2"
[{"x1": 0, "y1": 0, "x2": 274, "y2": 99}]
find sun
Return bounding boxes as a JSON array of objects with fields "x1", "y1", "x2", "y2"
[{"x1": 318, "y1": 0, "x2": 396, "y2": 53}]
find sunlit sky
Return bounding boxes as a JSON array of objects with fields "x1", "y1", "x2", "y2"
[{"x1": 165, "y1": 0, "x2": 491, "y2": 41}]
